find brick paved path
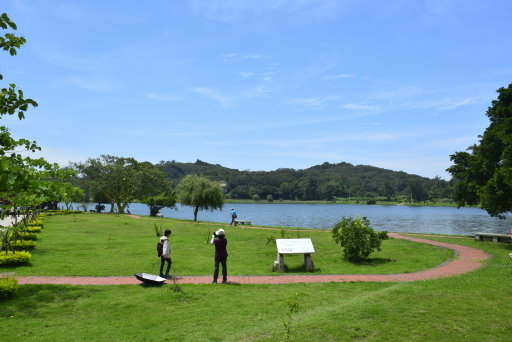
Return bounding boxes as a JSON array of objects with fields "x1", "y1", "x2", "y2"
[{"x1": 15, "y1": 216, "x2": 489, "y2": 286}]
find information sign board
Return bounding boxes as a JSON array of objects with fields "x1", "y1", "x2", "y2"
[{"x1": 276, "y1": 238, "x2": 315, "y2": 254}]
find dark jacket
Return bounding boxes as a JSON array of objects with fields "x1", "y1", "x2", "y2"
[{"x1": 213, "y1": 237, "x2": 228, "y2": 259}]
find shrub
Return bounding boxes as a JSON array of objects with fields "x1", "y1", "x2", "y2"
[
  {"x1": 17, "y1": 232, "x2": 37, "y2": 241},
  {"x1": 11, "y1": 240, "x2": 36, "y2": 250},
  {"x1": 0, "y1": 251, "x2": 32, "y2": 266},
  {"x1": 0, "y1": 277, "x2": 18, "y2": 300},
  {"x1": 23, "y1": 226, "x2": 42, "y2": 233},
  {"x1": 331, "y1": 216, "x2": 388, "y2": 261},
  {"x1": 28, "y1": 220, "x2": 44, "y2": 227}
]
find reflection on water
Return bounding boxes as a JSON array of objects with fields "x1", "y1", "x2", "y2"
[{"x1": 75, "y1": 202, "x2": 511, "y2": 236}]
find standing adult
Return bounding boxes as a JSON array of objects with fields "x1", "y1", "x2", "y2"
[
  {"x1": 210, "y1": 228, "x2": 228, "y2": 284},
  {"x1": 230, "y1": 208, "x2": 237, "y2": 226},
  {"x1": 159, "y1": 229, "x2": 172, "y2": 278}
]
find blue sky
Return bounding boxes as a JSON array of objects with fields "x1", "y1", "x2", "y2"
[{"x1": 2, "y1": 0, "x2": 511, "y2": 179}]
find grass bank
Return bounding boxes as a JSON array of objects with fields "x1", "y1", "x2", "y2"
[
  {"x1": 1, "y1": 214, "x2": 511, "y2": 341},
  {"x1": 2, "y1": 213, "x2": 452, "y2": 276}
]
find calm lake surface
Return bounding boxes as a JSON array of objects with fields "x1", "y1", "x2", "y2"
[{"x1": 76, "y1": 202, "x2": 511, "y2": 236}]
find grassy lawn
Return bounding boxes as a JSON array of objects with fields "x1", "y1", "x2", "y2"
[
  {"x1": 1, "y1": 213, "x2": 511, "y2": 341},
  {"x1": 2, "y1": 213, "x2": 453, "y2": 276}
]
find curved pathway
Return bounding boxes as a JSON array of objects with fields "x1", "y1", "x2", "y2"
[{"x1": 15, "y1": 216, "x2": 489, "y2": 286}]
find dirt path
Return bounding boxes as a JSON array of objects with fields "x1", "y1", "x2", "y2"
[{"x1": 15, "y1": 215, "x2": 489, "y2": 285}]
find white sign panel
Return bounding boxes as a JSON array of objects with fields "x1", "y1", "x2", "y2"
[{"x1": 276, "y1": 239, "x2": 315, "y2": 254}]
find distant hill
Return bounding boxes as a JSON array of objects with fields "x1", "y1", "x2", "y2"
[{"x1": 158, "y1": 160, "x2": 452, "y2": 202}]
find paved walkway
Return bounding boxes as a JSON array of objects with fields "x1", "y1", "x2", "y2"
[{"x1": 14, "y1": 215, "x2": 489, "y2": 286}]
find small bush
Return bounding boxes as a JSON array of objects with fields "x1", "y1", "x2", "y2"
[
  {"x1": 12, "y1": 240, "x2": 36, "y2": 250},
  {"x1": 23, "y1": 226, "x2": 42, "y2": 233},
  {"x1": 331, "y1": 216, "x2": 388, "y2": 261},
  {"x1": 0, "y1": 251, "x2": 32, "y2": 266},
  {"x1": 0, "y1": 277, "x2": 18, "y2": 300},
  {"x1": 28, "y1": 220, "x2": 44, "y2": 227},
  {"x1": 17, "y1": 232, "x2": 38, "y2": 241}
]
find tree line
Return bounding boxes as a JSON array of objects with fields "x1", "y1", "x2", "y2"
[{"x1": 158, "y1": 160, "x2": 453, "y2": 202}]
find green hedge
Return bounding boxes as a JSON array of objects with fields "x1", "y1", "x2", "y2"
[
  {"x1": 23, "y1": 226, "x2": 42, "y2": 233},
  {"x1": 0, "y1": 277, "x2": 18, "y2": 300},
  {"x1": 46, "y1": 210, "x2": 81, "y2": 216},
  {"x1": 17, "y1": 232, "x2": 38, "y2": 241},
  {"x1": 11, "y1": 240, "x2": 36, "y2": 250},
  {"x1": 0, "y1": 251, "x2": 32, "y2": 266}
]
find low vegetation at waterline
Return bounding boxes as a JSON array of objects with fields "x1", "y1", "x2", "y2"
[{"x1": 0, "y1": 214, "x2": 511, "y2": 341}]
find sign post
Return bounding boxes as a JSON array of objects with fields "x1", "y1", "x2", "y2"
[{"x1": 275, "y1": 238, "x2": 315, "y2": 272}]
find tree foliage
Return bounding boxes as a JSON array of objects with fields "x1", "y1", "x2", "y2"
[
  {"x1": 447, "y1": 84, "x2": 512, "y2": 218},
  {"x1": 176, "y1": 174, "x2": 224, "y2": 221},
  {"x1": 0, "y1": 12, "x2": 74, "y2": 220},
  {"x1": 159, "y1": 160, "x2": 452, "y2": 202},
  {"x1": 141, "y1": 192, "x2": 176, "y2": 217},
  {"x1": 331, "y1": 216, "x2": 388, "y2": 261},
  {"x1": 73, "y1": 155, "x2": 171, "y2": 214}
]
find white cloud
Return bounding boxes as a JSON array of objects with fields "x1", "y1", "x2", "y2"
[
  {"x1": 401, "y1": 97, "x2": 481, "y2": 111},
  {"x1": 242, "y1": 85, "x2": 271, "y2": 97},
  {"x1": 437, "y1": 97, "x2": 480, "y2": 110},
  {"x1": 191, "y1": 87, "x2": 233, "y2": 107}
]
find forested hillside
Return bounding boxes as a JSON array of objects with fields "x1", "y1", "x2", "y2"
[{"x1": 158, "y1": 160, "x2": 452, "y2": 202}]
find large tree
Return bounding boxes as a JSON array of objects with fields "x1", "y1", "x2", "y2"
[
  {"x1": 1, "y1": 12, "x2": 71, "y2": 219},
  {"x1": 176, "y1": 174, "x2": 224, "y2": 221},
  {"x1": 447, "y1": 84, "x2": 512, "y2": 218},
  {"x1": 74, "y1": 156, "x2": 170, "y2": 214}
]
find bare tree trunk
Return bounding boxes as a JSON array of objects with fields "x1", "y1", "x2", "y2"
[{"x1": 194, "y1": 206, "x2": 199, "y2": 221}]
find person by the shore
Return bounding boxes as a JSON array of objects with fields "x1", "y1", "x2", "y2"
[{"x1": 230, "y1": 208, "x2": 237, "y2": 226}]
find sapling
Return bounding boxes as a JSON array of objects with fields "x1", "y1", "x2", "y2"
[{"x1": 283, "y1": 293, "x2": 300, "y2": 341}]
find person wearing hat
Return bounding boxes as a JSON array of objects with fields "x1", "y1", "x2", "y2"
[
  {"x1": 210, "y1": 228, "x2": 228, "y2": 284},
  {"x1": 159, "y1": 229, "x2": 172, "y2": 278},
  {"x1": 230, "y1": 208, "x2": 237, "y2": 226}
]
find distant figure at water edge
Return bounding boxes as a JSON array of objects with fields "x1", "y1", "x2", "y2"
[
  {"x1": 230, "y1": 208, "x2": 237, "y2": 226},
  {"x1": 211, "y1": 228, "x2": 228, "y2": 284},
  {"x1": 159, "y1": 229, "x2": 172, "y2": 278}
]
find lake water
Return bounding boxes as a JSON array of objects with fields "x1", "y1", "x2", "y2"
[{"x1": 71, "y1": 202, "x2": 511, "y2": 236}]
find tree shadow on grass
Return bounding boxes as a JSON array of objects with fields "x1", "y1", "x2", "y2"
[{"x1": 346, "y1": 258, "x2": 396, "y2": 267}]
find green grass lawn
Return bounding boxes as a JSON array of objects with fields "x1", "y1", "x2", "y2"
[
  {"x1": 1, "y1": 213, "x2": 511, "y2": 341},
  {"x1": 2, "y1": 213, "x2": 453, "y2": 276}
]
